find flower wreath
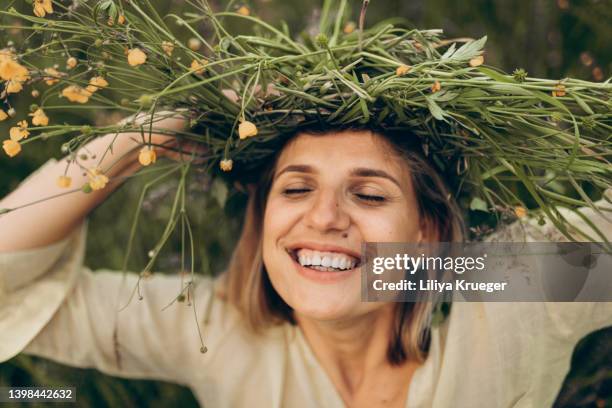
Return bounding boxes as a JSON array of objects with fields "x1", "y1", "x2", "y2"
[{"x1": 1, "y1": 0, "x2": 610, "y2": 244}]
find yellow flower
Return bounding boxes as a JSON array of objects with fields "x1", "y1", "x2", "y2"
[
  {"x1": 0, "y1": 59, "x2": 30, "y2": 82},
  {"x1": 87, "y1": 168, "x2": 109, "y2": 190},
  {"x1": 9, "y1": 120, "x2": 29, "y2": 141},
  {"x1": 29, "y1": 108, "x2": 49, "y2": 126},
  {"x1": 61, "y1": 85, "x2": 92, "y2": 103},
  {"x1": 188, "y1": 38, "x2": 202, "y2": 51},
  {"x1": 343, "y1": 21, "x2": 356, "y2": 34},
  {"x1": 57, "y1": 175, "x2": 72, "y2": 188},
  {"x1": 431, "y1": 80, "x2": 441, "y2": 93},
  {"x1": 86, "y1": 76, "x2": 109, "y2": 93},
  {"x1": 0, "y1": 110, "x2": 8, "y2": 122},
  {"x1": 118, "y1": 14, "x2": 126, "y2": 25},
  {"x1": 138, "y1": 146, "x2": 157, "y2": 166},
  {"x1": 190, "y1": 59, "x2": 207, "y2": 74},
  {"x1": 469, "y1": 55, "x2": 484, "y2": 67},
  {"x1": 33, "y1": 0, "x2": 53, "y2": 18},
  {"x1": 219, "y1": 158, "x2": 233, "y2": 172},
  {"x1": 6, "y1": 79, "x2": 23, "y2": 94},
  {"x1": 514, "y1": 206, "x2": 527, "y2": 218},
  {"x1": 127, "y1": 48, "x2": 147, "y2": 66},
  {"x1": 43, "y1": 67, "x2": 61, "y2": 85},
  {"x1": 396, "y1": 64, "x2": 411, "y2": 76},
  {"x1": 162, "y1": 41, "x2": 175, "y2": 56},
  {"x1": 237, "y1": 6, "x2": 250, "y2": 16},
  {"x1": 238, "y1": 120, "x2": 258, "y2": 139},
  {"x1": 2, "y1": 139, "x2": 21, "y2": 157},
  {"x1": 66, "y1": 57, "x2": 77, "y2": 69},
  {"x1": 552, "y1": 83, "x2": 566, "y2": 97}
]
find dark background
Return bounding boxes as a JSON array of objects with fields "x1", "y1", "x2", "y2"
[{"x1": 1, "y1": 0, "x2": 610, "y2": 406}]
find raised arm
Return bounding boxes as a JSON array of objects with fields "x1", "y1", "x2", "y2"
[{"x1": 0, "y1": 114, "x2": 189, "y2": 251}]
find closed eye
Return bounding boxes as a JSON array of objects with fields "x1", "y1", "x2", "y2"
[
  {"x1": 283, "y1": 188, "x2": 311, "y2": 196},
  {"x1": 355, "y1": 193, "x2": 386, "y2": 202}
]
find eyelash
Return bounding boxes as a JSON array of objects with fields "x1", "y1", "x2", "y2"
[{"x1": 282, "y1": 188, "x2": 386, "y2": 203}]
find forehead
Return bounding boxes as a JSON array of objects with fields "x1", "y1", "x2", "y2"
[{"x1": 275, "y1": 130, "x2": 408, "y2": 176}]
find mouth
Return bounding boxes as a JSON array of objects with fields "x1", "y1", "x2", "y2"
[{"x1": 286, "y1": 247, "x2": 362, "y2": 273}]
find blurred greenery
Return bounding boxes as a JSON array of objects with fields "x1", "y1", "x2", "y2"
[{"x1": 1, "y1": 0, "x2": 610, "y2": 407}]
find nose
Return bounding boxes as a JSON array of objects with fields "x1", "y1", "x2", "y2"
[{"x1": 304, "y1": 189, "x2": 350, "y2": 233}]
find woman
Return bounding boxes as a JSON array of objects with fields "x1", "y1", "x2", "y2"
[{"x1": 1, "y1": 113, "x2": 611, "y2": 407}]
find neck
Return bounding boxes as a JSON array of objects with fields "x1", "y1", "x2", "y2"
[{"x1": 296, "y1": 304, "x2": 398, "y2": 393}]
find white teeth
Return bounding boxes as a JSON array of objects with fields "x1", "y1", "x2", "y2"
[
  {"x1": 294, "y1": 248, "x2": 359, "y2": 270},
  {"x1": 321, "y1": 256, "x2": 332, "y2": 267}
]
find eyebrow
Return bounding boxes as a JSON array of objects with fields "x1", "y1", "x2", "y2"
[{"x1": 275, "y1": 164, "x2": 401, "y2": 188}]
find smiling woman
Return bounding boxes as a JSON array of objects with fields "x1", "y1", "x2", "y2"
[
  {"x1": 1, "y1": 122, "x2": 610, "y2": 407},
  {"x1": 1, "y1": 0, "x2": 612, "y2": 406}
]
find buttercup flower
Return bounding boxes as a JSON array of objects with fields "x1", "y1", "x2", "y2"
[
  {"x1": 86, "y1": 76, "x2": 109, "y2": 93},
  {"x1": 188, "y1": 38, "x2": 202, "y2": 51},
  {"x1": 43, "y1": 67, "x2": 61, "y2": 85},
  {"x1": 138, "y1": 146, "x2": 157, "y2": 166},
  {"x1": 431, "y1": 80, "x2": 441, "y2": 92},
  {"x1": 2, "y1": 139, "x2": 21, "y2": 157},
  {"x1": 552, "y1": 83, "x2": 566, "y2": 97},
  {"x1": 127, "y1": 48, "x2": 147, "y2": 66},
  {"x1": 237, "y1": 6, "x2": 250, "y2": 16},
  {"x1": 87, "y1": 168, "x2": 109, "y2": 190},
  {"x1": 343, "y1": 21, "x2": 356, "y2": 34},
  {"x1": 66, "y1": 57, "x2": 77, "y2": 69},
  {"x1": 29, "y1": 108, "x2": 49, "y2": 126},
  {"x1": 6, "y1": 79, "x2": 23, "y2": 94},
  {"x1": 61, "y1": 85, "x2": 92, "y2": 103},
  {"x1": 57, "y1": 175, "x2": 72, "y2": 188},
  {"x1": 190, "y1": 59, "x2": 207, "y2": 75},
  {"x1": 220, "y1": 158, "x2": 233, "y2": 172},
  {"x1": 396, "y1": 64, "x2": 411, "y2": 76},
  {"x1": 162, "y1": 41, "x2": 175, "y2": 56},
  {"x1": 0, "y1": 110, "x2": 8, "y2": 122},
  {"x1": 0, "y1": 59, "x2": 30, "y2": 82},
  {"x1": 469, "y1": 55, "x2": 484, "y2": 67},
  {"x1": 33, "y1": 0, "x2": 53, "y2": 18},
  {"x1": 9, "y1": 120, "x2": 29, "y2": 141},
  {"x1": 238, "y1": 120, "x2": 258, "y2": 139},
  {"x1": 514, "y1": 206, "x2": 527, "y2": 218}
]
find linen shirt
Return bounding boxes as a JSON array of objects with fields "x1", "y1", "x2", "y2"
[{"x1": 1, "y1": 194, "x2": 611, "y2": 407}]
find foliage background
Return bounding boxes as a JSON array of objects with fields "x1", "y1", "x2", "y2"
[{"x1": 1, "y1": 0, "x2": 610, "y2": 406}]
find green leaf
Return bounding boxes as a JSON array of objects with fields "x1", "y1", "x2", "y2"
[
  {"x1": 470, "y1": 197, "x2": 489, "y2": 212},
  {"x1": 572, "y1": 93, "x2": 594, "y2": 115},
  {"x1": 426, "y1": 96, "x2": 448, "y2": 121}
]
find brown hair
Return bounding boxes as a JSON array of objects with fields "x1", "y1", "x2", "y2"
[{"x1": 223, "y1": 127, "x2": 465, "y2": 365}]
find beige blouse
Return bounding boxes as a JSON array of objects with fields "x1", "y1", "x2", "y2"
[{"x1": 1, "y1": 191, "x2": 611, "y2": 407}]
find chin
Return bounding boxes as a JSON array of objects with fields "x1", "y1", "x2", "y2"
[{"x1": 267, "y1": 255, "x2": 365, "y2": 322}]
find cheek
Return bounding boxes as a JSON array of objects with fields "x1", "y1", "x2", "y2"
[{"x1": 357, "y1": 207, "x2": 420, "y2": 242}]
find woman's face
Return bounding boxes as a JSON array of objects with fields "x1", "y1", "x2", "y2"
[{"x1": 262, "y1": 130, "x2": 425, "y2": 321}]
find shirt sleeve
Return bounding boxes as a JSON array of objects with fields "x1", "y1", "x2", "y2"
[
  {"x1": 1, "y1": 217, "x2": 234, "y2": 385},
  {"x1": 485, "y1": 190, "x2": 612, "y2": 343},
  {"x1": 23, "y1": 266, "x2": 220, "y2": 385}
]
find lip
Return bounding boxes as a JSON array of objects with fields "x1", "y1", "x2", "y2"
[{"x1": 288, "y1": 253, "x2": 359, "y2": 284}]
